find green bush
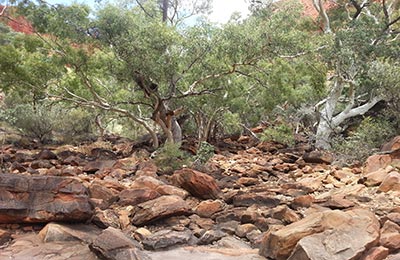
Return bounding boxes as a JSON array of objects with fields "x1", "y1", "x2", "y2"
[
  {"x1": 153, "y1": 142, "x2": 191, "y2": 174},
  {"x1": 1, "y1": 101, "x2": 95, "y2": 144},
  {"x1": 54, "y1": 107, "x2": 94, "y2": 143},
  {"x1": 193, "y1": 141, "x2": 215, "y2": 165},
  {"x1": 332, "y1": 117, "x2": 396, "y2": 164},
  {"x1": 261, "y1": 123, "x2": 295, "y2": 146},
  {"x1": 3, "y1": 104, "x2": 55, "y2": 143}
]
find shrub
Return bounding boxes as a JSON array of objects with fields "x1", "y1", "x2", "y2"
[
  {"x1": 3, "y1": 104, "x2": 55, "y2": 143},
  {"x1": 332, "y1": 117, "x2": 396, "y2": 164},
  {"x1": 1, "y1": 101, "x2": 96, "y2": 144},
  {"x1": 54, "y1": 107, "x2": 94, "y2": 143},
  {"x1": 260, "y1": 123, "x2": 295, "y2": 146},
  {"x1": 193, "y1": 141, "x2": 215, "y2": 165},
  {"x1": 153, "y1": 142, "x2": 191, "y2": 174}
]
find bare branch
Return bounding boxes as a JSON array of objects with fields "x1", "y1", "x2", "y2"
[
  {"x1": 279, "y1": 45, "x2": 328, "y2": 59},
  {"x1": 183, "y1": 61, "x2": 255, "y2": 96},
  {"x1": 312, "y1": 0, "x2": 331, "y2": 33},
  {"x1": 0, "y1": 5, "x2": 7, "y2": 17},
  {"x1": 135, "y1": 0, "x2": 154, "y2": 18}
]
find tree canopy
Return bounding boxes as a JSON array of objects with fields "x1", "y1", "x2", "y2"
[{"x1": 0, "y1": 0, "x2": 399, "y2": 157}]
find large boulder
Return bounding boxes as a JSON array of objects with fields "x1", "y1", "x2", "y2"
[
  {"x1": 0, "y1": 174, "x2": 93, "y2": 223},
  {"x1": 172, "y1": 168, "x2": 221, "y2": 199},
  {"x1": 142, "y1": 229, "x2": 194, "y2": 250},
  {"x1": 378, "y1": 172, "x2": 400, "y2": 193},
  {"x1": 302, "y1": 151, "x2": 333, "y2": 164},
  {"x1": 118, "y1": 188, "x2": 161, "y2": 206},
  {"x1": 89, "y1": 227, "x2": 150, "y2": 260},
  {"x1": 131, "y1": 176, "x2": 189, "y2": 199},
  {"x1": 38, "y1": 222, "x2": 101, "y2": 243},
  {"x1": 131, "y1": 195, "x2": 190, "y2": 226},
  {"x1": 259, "y1": 209, "x2": 380, "y2": 260}
]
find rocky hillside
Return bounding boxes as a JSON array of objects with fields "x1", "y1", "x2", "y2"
[{"x1": 0, "y1": 135, "x2": 400, "y2": 260}]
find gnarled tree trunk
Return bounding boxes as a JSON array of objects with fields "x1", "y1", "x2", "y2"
[{"x1": 315, "y1": 78, "x2": 383, "y2": 149}]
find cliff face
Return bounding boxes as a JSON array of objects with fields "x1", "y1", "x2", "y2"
[{"x1": 0, "y1": 5, "x2": 34, "y2": 34}]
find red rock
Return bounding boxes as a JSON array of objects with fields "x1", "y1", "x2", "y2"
[
  {"x1": 36, "y1": 149, "x2": 58, "y2": 160},
  {"x1": 270, "y1": 205, "x2": 301, "y2": 224},
  {"x1": 194, "y1": 200, "x2": 225, "y2": 218},
  {"x1": 381, "y1": 136, "x2": 400, "y2": 152},
  {"x1": 89, "y1": 183, "x2": 118, "y2": 208},
  {"x1": 10, "y1": 162, "x2": 26, "y2": 173},
  {"x1": 172, "y1": 168, "x2": 221, "y2": 199},
  {"x1": 38, "y1": 222, "x2": 101, "y2": 243},
  {"x1": 297, "y1": 177, "x2": 323, "y2": 192},
  {"x1": 92, "y1": 209, "x2": 121, "y2": 229},
  {"x1": 61, "y1": 166, "x2": 82, "y2": 176},
  {"x1": 233, "y1": 192, "x2": 280, "y2": 207},
  {"x1": 302, "y1": 150, "x2": 333, "y2": 164},
  {"x1": 0, "y1": 228, "x2": 12, "y2": 245},
  {"x1": 235, "y1": 224, "x2": 259, "y2": 238},
  {"x1": 237, "y1": 177, "x2": 259, "y2": 186},
  {"x1": 143, "y1": 229, "x2": 194, "y2": 249},
  {"x1": 378, "y1": 172, "x2": 400, "y2": 192},
  {"x1": 131, "y1": 195, "x2": 190, "y2": 226},
  {"x1": 131, "y1": 176, "x2": 188, "y2": 199},
  {"x1": 383, "y1": 212, "x2": 400, "y2": 225},
  {"x1": 364, "y1": 168, "x2": 390, "y2": 186},
  {"x1": 0, "y1": 174, "x2": 93, "y2": 223},
  {"x1": 320, "y1": 195, "x2": 355, "y2": 209},
  {"x1": 136, "y1": 161, "x2": 158, "y2": 177},
  {"x1": 380, "y1": 220, "x2": 400, "y2": 252},
  {"x1": 63, "y1": 155, "x2": 85, "y2": 166},
  {"x1": 291, "y1": 195, "x2": 315, "y2": 209},
  {"x1": 30, "y1": 160, "x2": 54, "y2": 169},
  {"x1": 259, "y1": 209, "x2": 380, "y2": 260},
  {"x1": 364, "y1": 154, "x2": 392, "y2": 173},
  {"x1": 386, "y1": 252, "x2": 400, "y2": 260},
  {"x1": 361, "y1": 246, "x2": 389, "y2": 260},
  {"x1": 118, "y1": 188, "x2": 161, "y2": 206},
  {"x1": 89, "y1": 227, "x2": 149, "y2": 260},
  {"x1": 83, "y1": 160, "x2": 115, "y2": 174}
]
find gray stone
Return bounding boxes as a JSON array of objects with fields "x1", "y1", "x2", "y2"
[
  {"x1": 143, "y1": 229, "x2": 194, "y2": 250},
  {"x1": 89, "y1": 227, "x2": 150, "y2": 260}
]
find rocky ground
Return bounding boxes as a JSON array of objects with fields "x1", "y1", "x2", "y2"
[{"x1": 0, "y1": 134, "x2": 400, "y2": 260}]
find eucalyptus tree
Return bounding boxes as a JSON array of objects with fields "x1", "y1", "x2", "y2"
[
  {"x1": 2, "y1": 0, "x2": 253, "y2": 147},
  {"x1": 313, "y1": 0, "x2": 400, "y2": 149}
]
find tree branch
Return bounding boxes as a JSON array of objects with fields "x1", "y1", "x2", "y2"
[
  {"x1": 312, "y1": 0, "x2": 331, "y2": 33},
  {"x1": 332, "y1": 95, "x2": 384, "y2": 126},
  {"x1": 135, "y1": 0, "x2": 154, "y2": 18}
]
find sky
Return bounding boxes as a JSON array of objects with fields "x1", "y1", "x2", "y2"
[{"x1": 42, "y1": 0, "x2": 251, "y2": 24}]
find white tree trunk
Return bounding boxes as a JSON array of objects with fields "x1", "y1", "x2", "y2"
[
  {"x1": 315, "y1": 120, "x2": 333, "y2": 149},
  {"x1": 315, "y1": 78, "x2": 384, "y2": 149}
]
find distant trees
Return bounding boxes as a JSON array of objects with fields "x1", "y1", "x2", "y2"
[
  {"x1": 313, "y1": 0, "x2": 400, "y2": 149},
  {"x1": 0, "y1": 0, "x2": 398, "y2": 154}
]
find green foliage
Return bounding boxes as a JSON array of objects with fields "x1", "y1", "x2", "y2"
[
  {"x1": 332, "y1": 117, "x2": 397, "y2": 164},
  {"x1": 261, "y1": 123, "x2": 295, "y2": 146},
  {"x1": 193, "y1": 141, "x2": 214, "y2": 164},
  {"x1": 220, "y1": 111, "x2": 242, "y2": 135},
  {"x1": 1, "y1": 0, "x2": 398, "y2": 150},
  {"x1": 2, "y1": 104, "x2": 55, "y2": 143},
  {"x1": 54, "y1": 107, "x2": 94, "y2": 143},
  {"x1": 153, "y1": 142, "x2": 191, "y2": 174}
]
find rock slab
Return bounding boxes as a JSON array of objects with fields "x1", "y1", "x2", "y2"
[
  {"x1": 0, "y1": 174, "x2": 93, "y2": 223},
  {"x1": 259, "y1": 209, "x2": 380, "y2": 260},
  {"x1": 89, "y1": 227, "x2": 150, "y2": 260},
  {"x1": 172, "y1": 168, "x2": 221, "y2": 199},
  {"x1": 131, "y1": 195, "x2": 190, "y2": 226}
]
